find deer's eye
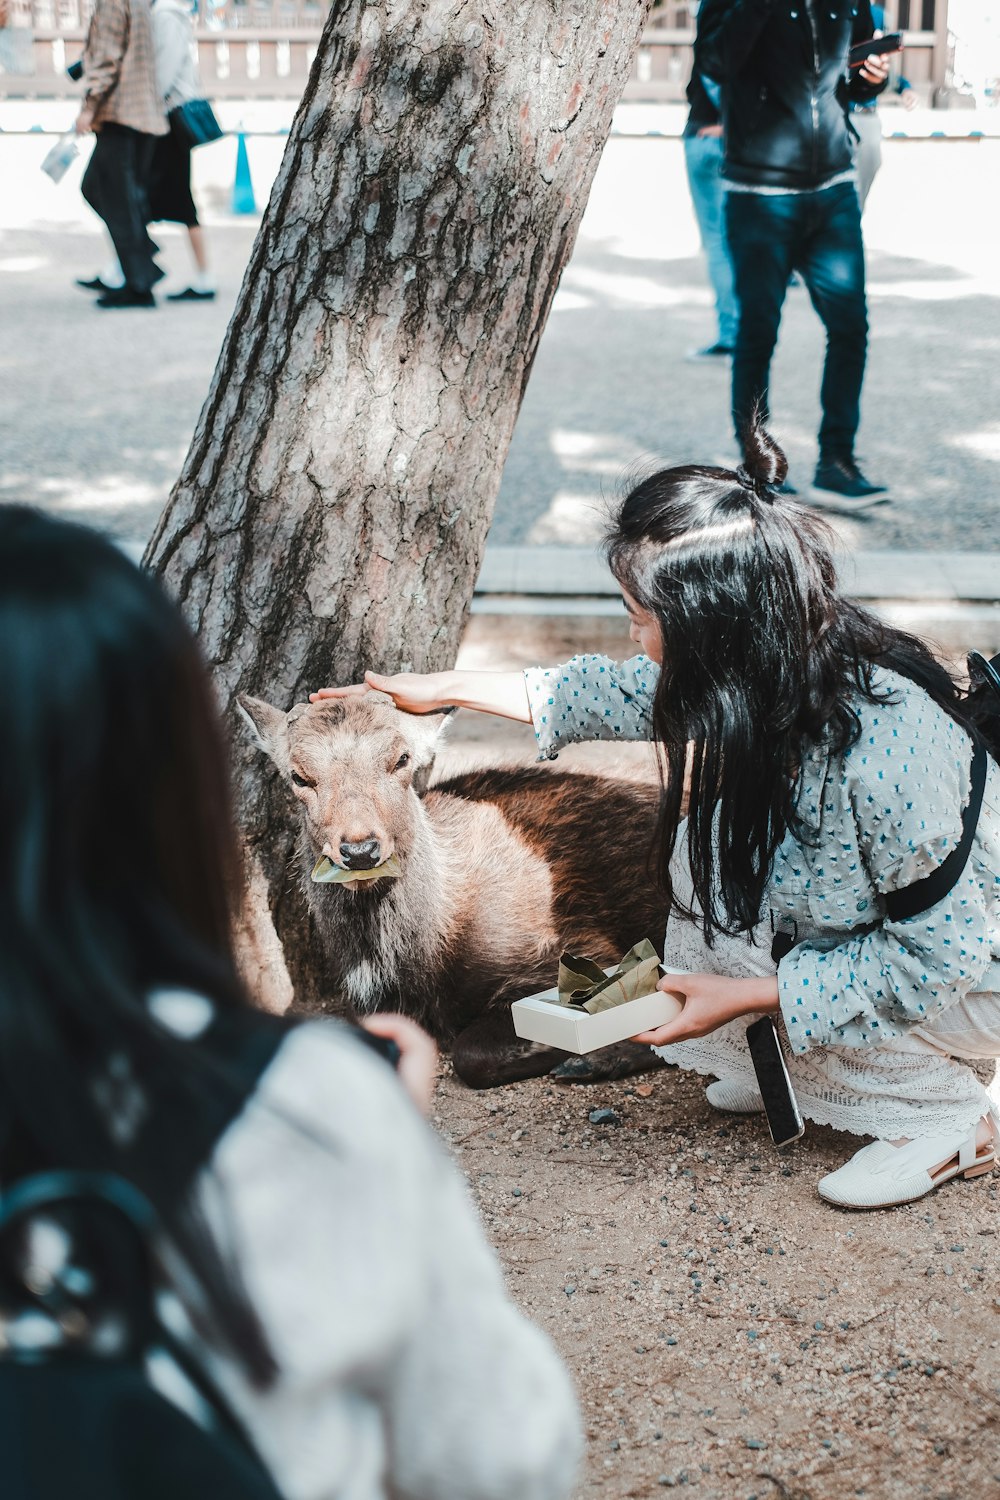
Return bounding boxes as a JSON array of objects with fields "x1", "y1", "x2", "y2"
[
  {"x1": 290, "y1": 771, "x2": 310, "y2": 788},
  {"x1": 393, "y1": 752, "x2": 411, "y2": 773}
]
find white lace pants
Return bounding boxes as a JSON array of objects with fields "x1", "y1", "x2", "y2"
[{"x1": 655, "y1": 915, "x2": 1000, "y2": 1144}]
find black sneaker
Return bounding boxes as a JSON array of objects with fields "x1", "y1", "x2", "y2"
[
  {"x1": 685, "y1": 342, "x2": 733, "y2": 363},
  {"x1": 812, "y1": 456, "x2": 888, "y2": 509},
  {"x1": 96, "y1": 286, "x2": 156, "y2": 309},
  {"x1": 166, "y1": 286, "x2": 217, "y2": 302}
]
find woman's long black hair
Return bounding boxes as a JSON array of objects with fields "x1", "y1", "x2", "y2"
[
  {"x1": 606, "y1": 423, "x2": 997, "y2": 944},
  {"x1": 0, "y1": 506, "x2": 282, "y2": 1386}
]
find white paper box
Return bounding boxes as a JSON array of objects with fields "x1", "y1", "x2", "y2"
[{"x1": 510, "y1": 982, "x2": 684, "y2": 1054}]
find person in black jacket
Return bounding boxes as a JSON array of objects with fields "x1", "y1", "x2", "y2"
[{"x1": 698, "y1": 0, "x2": 889, "y2": 507}]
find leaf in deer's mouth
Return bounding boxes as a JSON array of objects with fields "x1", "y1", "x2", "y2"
[{"x1": 310, "y1": 855, "x2": 403, "y2": 886}]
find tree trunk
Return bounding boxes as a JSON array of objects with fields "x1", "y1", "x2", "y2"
[{"x1": 146, "y1": 0, "x2": 652, "y2": 1011}]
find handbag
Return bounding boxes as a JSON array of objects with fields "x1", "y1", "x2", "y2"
[
  {"x1": 169, "y1": 98, "x2": 224, "y2": 149},
  {"x1": 0, "y1": 1171, "x2": 286, "y2": 1500}
]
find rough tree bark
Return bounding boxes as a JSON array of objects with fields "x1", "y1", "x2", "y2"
[{"x1": 146, "y1": 0, "x2": 652, "y2": 1011}]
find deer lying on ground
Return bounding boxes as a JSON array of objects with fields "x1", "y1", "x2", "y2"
[{"x1": 238, "y1": 690, "x2": 666, "y2": 1089}]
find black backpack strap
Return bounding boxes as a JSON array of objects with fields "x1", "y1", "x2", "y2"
[
  {"x1": 883, "y1": 741, "x2": 988, "y2": 924},
  {"x1": 0, "y1": 1170, "x2": 283, "y2": 1496},
  {"x1": 770, "y1": 917, "x2": 798, "y2": 965}
]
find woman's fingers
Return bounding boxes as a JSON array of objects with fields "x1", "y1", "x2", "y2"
[
  {"x1": 309, "y1": 682, "x2": 368, "y2": 702},
  {"x1": 657, "y1": 972, "x2": 693, "y2": 996},
  {"x1": 631, "y1": 1026, "x2": 674, "y2": 1046},
  {"x1": 308, "y1": 672, "x2": 397, "y2": 703},
  {"x1": 361, "y1": 1013, "x2": 439, "y2": 1115},
  {"x1": 310, "y1": 671, "x2": 446, "y2": 712},
  {"x1": 631, "y1": 1014, "x2": 700, "y2": 1048}
]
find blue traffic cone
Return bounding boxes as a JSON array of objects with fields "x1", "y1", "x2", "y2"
[{"x1": 231, "y1": 131, "x2": 256, "y2": 215}]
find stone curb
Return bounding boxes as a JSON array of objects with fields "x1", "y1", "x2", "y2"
[{"x1": 475, "y1": 546, "x2": 1000, "y2": 604}]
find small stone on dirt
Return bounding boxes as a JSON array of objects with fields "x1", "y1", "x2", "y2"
[{"x1": 589, "y1": 1108, "x2": 621, "y2": 1126}]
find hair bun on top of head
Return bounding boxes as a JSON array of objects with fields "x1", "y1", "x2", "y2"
[{"x1": 736, "y1": 415, "x2": 789, "y2": 501}]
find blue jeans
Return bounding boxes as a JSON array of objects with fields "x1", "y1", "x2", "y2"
[
  {"x1": 725, "y1": 180, "x2": 868, "y2": 459},
  {"x1": 684, "y1": 133, "x2": 739, "y2": 348}
]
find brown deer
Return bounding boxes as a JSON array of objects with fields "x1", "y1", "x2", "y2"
[{"x1": 238, "y1": 690, "x2": 666, "y2": 1088}]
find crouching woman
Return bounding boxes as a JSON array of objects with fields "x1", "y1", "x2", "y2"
[{"x1": 318, "y1": 426, "x2": 1000, "y2": 1212}]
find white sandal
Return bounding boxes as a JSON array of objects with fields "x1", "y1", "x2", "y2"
[
  {"x1": 818, "y1": 1120, "x2": 998, "y2": 1210},
  {"x1": 705, "y1": 1079, "x2": 765, "y2": 1114}
]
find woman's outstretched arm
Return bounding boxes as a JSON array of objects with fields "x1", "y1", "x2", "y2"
[{"x1": 311, "y1": 669, "x2": 532, "y2": 722}]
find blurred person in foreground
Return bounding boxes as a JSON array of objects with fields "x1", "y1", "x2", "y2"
[
  {"x1": 0, "y1": 506, "x2": 581, "y2": 1500},
  {"x1": 699, "y1": 0, "x2": 890, "y2": 509},
  {"x1": 75, "y1": 0, "x2": 167, "y2": 308},
  {"x1": 683, "y1": 3, "x2": 739, "y2": 363}
]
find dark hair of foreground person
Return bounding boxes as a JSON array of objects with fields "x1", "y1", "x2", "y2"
[
  {"x1": 0, "y1": 506, "x2": 281, "y2": 1387},
  {"x1": 606, "y1": 421, "x2": 999, "y2": 945}
]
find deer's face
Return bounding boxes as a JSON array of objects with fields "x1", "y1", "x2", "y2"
[{"x1": 238, "y1": 692, "x2": 446, "y2": 878}]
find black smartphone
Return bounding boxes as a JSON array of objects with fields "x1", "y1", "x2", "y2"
[
  {"x1": 848, "y1": 32, "x2": 903, "y2": 69},
  {"x1": 745, "y1": 1018, "x2": 804, "y2": 1150}
]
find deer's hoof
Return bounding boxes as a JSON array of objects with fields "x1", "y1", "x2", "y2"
[{"x1": 550, "y1": 1040, "x2": 668, "y2": 1084}]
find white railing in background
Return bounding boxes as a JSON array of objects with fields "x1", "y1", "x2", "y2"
[{"x1": 0, "y1": 0, "x2": 951, "y2": 103}]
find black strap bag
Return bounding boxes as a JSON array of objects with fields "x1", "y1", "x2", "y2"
[
  {"x1": 0, "y1": 1170, "x2": 286, "y2": 1500},
  {"x1": 169, "y1": 98, "x2": 225, "y2": 149},
  {"x1": 0, "y1": 1012, "x2": 291, "y2": 1500},
  {"x1": 0, "y1": 1016, "x2": 401, "y2": 1500},
  {"x1": 772, "y1": 649, "x2": 1000, "y2": 962}
]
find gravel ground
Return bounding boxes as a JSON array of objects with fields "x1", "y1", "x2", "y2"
[{"x1": 434, "y1": 1062, "x2": 1000, "y2": 1500}]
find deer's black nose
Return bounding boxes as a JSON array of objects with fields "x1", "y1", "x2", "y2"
[{"x1": 339, "y1": 838, "x2": 382, "y2": 870}]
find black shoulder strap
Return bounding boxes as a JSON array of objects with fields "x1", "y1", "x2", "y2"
[{"x1": 883, "y1": 741, "x2": 988, "y2": 924}]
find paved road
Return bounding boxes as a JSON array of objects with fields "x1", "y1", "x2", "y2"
[{"x1": 2, "y1": 111, "x2": 998, "y2": 557}]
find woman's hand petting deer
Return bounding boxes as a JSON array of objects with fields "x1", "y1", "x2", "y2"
[{"x1": 311, "y1": 420, "x2": 1000, "y2": 1213}]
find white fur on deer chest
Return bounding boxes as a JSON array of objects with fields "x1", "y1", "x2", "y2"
[{"x1": 343, "y1": 953, "x2": 394, "y2": 1011}]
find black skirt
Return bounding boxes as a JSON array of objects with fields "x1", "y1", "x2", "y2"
[{"x1": 147, "y1": 128, "x2": 198, "y2": 228}]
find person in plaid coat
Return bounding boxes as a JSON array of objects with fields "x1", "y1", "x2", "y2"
[{"x1": 76, "y1": 0, "x2": 167, "y2": 308}]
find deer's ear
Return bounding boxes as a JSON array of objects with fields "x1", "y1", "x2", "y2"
[
  {"x1": 404, "y1": 708, "x2": 454, "y2": 787},
  {"x1": 236, "y1": 695, "x2": 288, "y2": 761},
  {"x1": 408, "y1": 707, "x2": 454, "y2": 752}
]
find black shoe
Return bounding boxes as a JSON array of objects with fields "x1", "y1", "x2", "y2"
[
  {"x1": 685, "y1": 342, "x2": 733, "y2": 363},
  {"x1": 96, "y1": 286, "x2": 156, "y2": 309},
  {"x1": 813, "y1": 456, "x2": 888, "y2": 509},
  {"x1": 76, "y1": 276, "x2": 119, "y2": 294},
  {"x1": 166, "y1": 286, "x2": 217, "y2": 302}
]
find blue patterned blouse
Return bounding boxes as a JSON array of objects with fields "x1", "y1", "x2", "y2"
[{"x1": 524, "y1": 655, "x2": 1000, "y2": 1054}]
